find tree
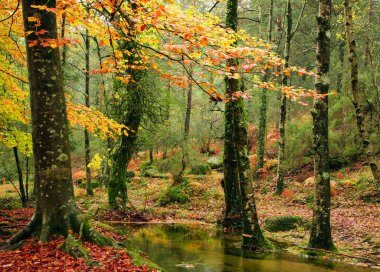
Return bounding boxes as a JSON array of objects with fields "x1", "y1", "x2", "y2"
[
  {"x1": 276, "y1": 0, "x2": 306, "y2": 195},
  {"x1": 84, "y1": 25, "x2": 93, "y2": 196},
  {"x1": 8, "y1": 0, "x2": 110, "y2": 246},
  {"x1": 343, "y1": 0, "x2": 380, "y2": 183},
  {"x1": 223, "y1": 0, "x2": 243, "y2": 224},
  {"x1": 224, "y1": 0, "x2": 268, "y2": 249},
  {"x1": 13, "y1": 146, "x2": 27, "y2": 207},
  {"x1": 308, "y1": 0, "x2": 335, "y2": 250}
]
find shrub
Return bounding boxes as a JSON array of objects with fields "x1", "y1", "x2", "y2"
[
  {"x1": 189, "y1": 163, "x2": 211, "y2": 175},
  {"x1": 265, "y1": 216, "x2": 309, "y2": 232},
  {"x1": 138, "y1": 161, "x2": 153, "y2": 171},
  {"x1": 158, "y1": 179, "x2": 192, "y2": 206},
  {"x1": 91, "y1": 180, "x2": 100, "y2": 188}
]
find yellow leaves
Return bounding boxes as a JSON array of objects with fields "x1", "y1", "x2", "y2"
[
  {"x1": 27, "y1": 17, "x2": 38, "y2": 22},
  {"x1": 0, "y1": 129, "x2": 32, "y2": 156},
  {"x1": 87, "y1": 153, "x2": 103, "y2": 171},
  {"x1": 231, "y1": 73, "x2": 240, "y2": 79},
  {"x1": 66, "y1": 102, "x2": 127, "y2": 140}
]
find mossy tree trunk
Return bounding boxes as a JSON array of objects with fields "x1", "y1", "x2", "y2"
[
  {"x1": 84, "y1": 26, "x2": 93, "y2": 196},
  {"x1": 255, "y1": 0, "x2": 273, "y2": 177},
  {"x1": 275, "y1": 0, "x2": 291, "y2": 195},
  {"x1": 9, "y1": 0, "x2": 111, "y2": 246},
  {"x1": 344, "y1": 0, "x2": 379, "y2": 184},
  {"x1": 308, "y1": 0, "x2": 335, "y2": 250},
  {"x1": 108, "y1": 39, "x2": 144, "y2": 208},
  {"x1": 223, "y1": 0, "x2": 242, "y2": 223},
  {"x1": 224, "y1": 0, "x2": 267, "y2": 249}
]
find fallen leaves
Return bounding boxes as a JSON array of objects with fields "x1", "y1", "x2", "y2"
[{"x1": 0, "y1": 238, "x2": 156, "y2": 271}]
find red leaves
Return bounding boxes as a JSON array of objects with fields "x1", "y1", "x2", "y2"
[{"x1": 0, "y1": 238, "x2": 156, "y2": 271}]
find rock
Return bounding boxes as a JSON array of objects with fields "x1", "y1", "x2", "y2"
[{"x1": 265, "y1": 216, "x2": 310, "y2": 232}]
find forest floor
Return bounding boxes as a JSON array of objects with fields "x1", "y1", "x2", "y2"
[
  {"x1": 83, "y1": 159, "x2": 379, "y2": 269},
  {"x1": 0, "y1": 158, "x2": 379, "y2": 270}
]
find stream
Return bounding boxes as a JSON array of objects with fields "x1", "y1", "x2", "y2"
[{"x1": 120, "y1": 224, "x2": 373, "y2": 272}]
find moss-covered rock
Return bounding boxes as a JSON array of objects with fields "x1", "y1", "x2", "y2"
[
  {"x1": 264, "y1": 216, "x2": 309, "y2": 232},
  {"x1": 189, "y1": 163, "x2": 211, "y2": 175}
]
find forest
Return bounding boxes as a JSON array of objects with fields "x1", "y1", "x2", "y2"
[{"x1": 0, "y1": 0, "x2": 379, "y2": 271}]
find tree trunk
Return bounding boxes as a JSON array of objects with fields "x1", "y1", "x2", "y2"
[
  {"x1": 13, "y1": 147, "x2": 27, "y2": 207},
  {"x1": 108, "y1": 74, "x2": 144, "y2": 209},
  {"x1": 9, "y1": 0, "x2": 110, "y2": 246},
  {"x1": 223, "y1": 0, "x2": 242, "y2": 223},
  {"x1": 309, "y1": 0, "x2": 335, "y2": 250},
  {"x1": 276, "y1": 0, "x2": 292, "y2": 195},
  {"x1": 224, "y1": 0, "x2": 268, "y2": 249},
  {"x1": 84, "y1": 27, "x2": 93, "y2": 196},
  {"x1": 149, "y1": 147, "x2": 154, "y2": 164},
  {"x1": 344, "y1": 0, "x2": 379, "y2": 184},
  {"x1": 25, "y1": 156, "x2": 29, "y2": 202},
  {"x1": 184, "y1": 79, "x2": 192, "y2": 140},
  {"x1": 255, "y1": 0, "x2": 274, "y2": 177}
]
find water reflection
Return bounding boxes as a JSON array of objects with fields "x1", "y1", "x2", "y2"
[{"x1": 120, "y1": 224, "x2": 369, "y2": 272}]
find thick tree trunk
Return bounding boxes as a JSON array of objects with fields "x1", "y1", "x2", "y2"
[
  {"x1": 344, "y1": 0, "x2": 379, "y2": 184},
  {"x1": 309, "y1": 0, "x2": 335, "y2": 250},
  {"x1": 13, "y1": 147, "x2": 27, "y2": 207},
  {"x1": 276, "y1": 0, "x2": 292, "y2": 195},
  {"x1": 223, "y1": 0, "x2": 242, "y2": 223},
  {"x1": 9, "y1": 0, "x2": 110, "y2": 246},
  {"x1": 255, "y1": 0, "x2": 274, "y2": 176},
  {"x1": 84, "y1": 27, "x2": 93, "y2": 196}
]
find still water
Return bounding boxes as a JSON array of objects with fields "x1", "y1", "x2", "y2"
[{"x1": 121, "y1": 224, "x2": 373, "y2": 272}]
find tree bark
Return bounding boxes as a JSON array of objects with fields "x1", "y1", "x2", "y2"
[
  {"x1": 344, "y1": 0, "x2": 379, "y2": 184},
  {"x1": 9, "y1": 0, "x2": 111, "y2": 246},
  {"x1": 309, "y1": 0, "x2": 335, "y2": 250},
  {"x1": 276, "y1": 0, "x2": 292, "y2": 195},
  {"x1": 84, "y1": 26, "x2": 93, "y2": 196},
  {"x1": 13, "y1": 147, "x2": 27, "y2": 207}
]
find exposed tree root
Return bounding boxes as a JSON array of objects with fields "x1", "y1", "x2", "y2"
[{"x1": 4, "y1": 212, "x2": 117, "y2": 260}]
